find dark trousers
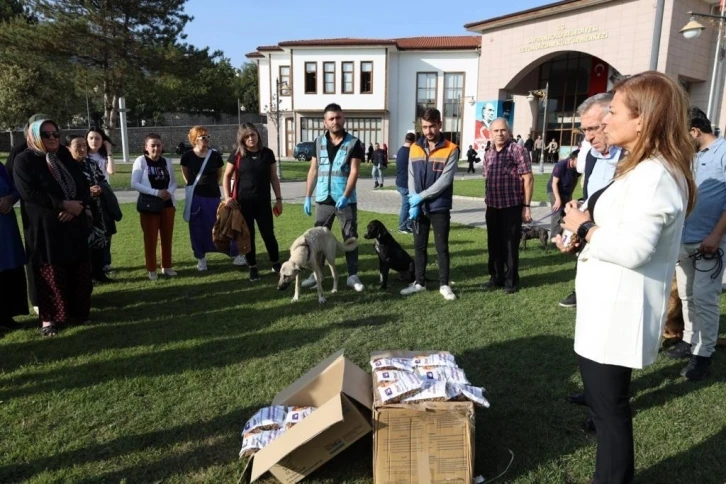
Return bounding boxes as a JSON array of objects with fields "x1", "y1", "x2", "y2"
[
  {"x1": 413, "y1": 211, "x2": 450, "y2": 286},
  {"x1": 579, "y1": 355, "x2": 634, "y2": 484},
  {"x1": 90, "y1": 247, "x2": 107, "y2": 279},
  {"x1": 239, "y1": 200, "x2": 280, "y2": 268},
  {"x1": 314, "y1": 203, "x2": 358, "y2": 276},
  {"x1": 485, "y1": 205, "x2": 522, "y2": 289},
  {"x1": 467, "y1": 161, "x2": 475, "y2": 173}
]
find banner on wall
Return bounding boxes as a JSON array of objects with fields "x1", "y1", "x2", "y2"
[{"x1": 473, "y1": 100, "x2": 515, "y2": 151}]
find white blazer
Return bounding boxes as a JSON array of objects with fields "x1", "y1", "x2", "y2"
[
  {"x1": 575, "y1": 157, "x2": 687, "y2": 369},
  {"x1": 131, "y1": 155, "x2": 177, "y2": 207}
]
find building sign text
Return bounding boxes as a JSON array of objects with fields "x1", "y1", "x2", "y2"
[{"x1": 519, "y1": 24, "x2": 608, "y2": 53}]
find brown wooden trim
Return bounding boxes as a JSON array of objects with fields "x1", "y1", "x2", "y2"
[
  {"x1": 304, "y1": 61, "x2": 318, "y2": 94},
  {"x1": 323, "y1": 61, "x2": 336, "y2": 94},
  {"x1": 341, "y1": 61, "x2": 354, "y2": 94},
  {"x1": 415, "y1": 71, "x2": 438, "y2": 124},
  {"x1": 360, "y1": 60, "x2": 373, "y2": 94},
  {"x1": 464, "y1": 0, "x2": 615, "y2": 32}
]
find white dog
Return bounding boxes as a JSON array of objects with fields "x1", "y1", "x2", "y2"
[{"x1": 277, "y1": 227, "x2": 358, "y2": 304}]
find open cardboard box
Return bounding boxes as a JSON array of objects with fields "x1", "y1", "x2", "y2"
[
  {"x1": 244, "y1": 350, "x2": 373, "y2": 484},
  {"x1": 371, "y1": 350, "x2": 475, "y2": 484}
]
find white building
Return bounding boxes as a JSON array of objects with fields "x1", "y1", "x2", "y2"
[{"x1": 245, "y1": 36, "x2": 481, "y2": 158}]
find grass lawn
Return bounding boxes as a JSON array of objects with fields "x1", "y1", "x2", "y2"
[
  {"x1": 1, "y1": 204, "x2": 725, "y2": 483},
  {"x1": 382, "y1": 173, "x2": 583, "y2": 202}
]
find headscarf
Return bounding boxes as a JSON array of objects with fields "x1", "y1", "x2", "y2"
[{"x1": 27, "y1": 119, "x2": 77, "y2": 200}]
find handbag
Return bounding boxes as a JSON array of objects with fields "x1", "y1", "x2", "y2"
[
  {"x1": 183, "y1": 149, "x2": 214, "y2": 222},
  {"x1": 137, "y1": 193, "x2": 165, "y2": 214}
]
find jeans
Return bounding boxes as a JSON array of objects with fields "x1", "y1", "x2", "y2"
[
  {"x1": 412, "y1": 211, "x2": 451, "y2": 286},
  {"x1": 314, "y1": 203, "x2": 359, "y2": 276},
  {"x1": 396, "y1": 186, "x2": 412, "y2": 231},
  {"x1": 547, "y1": 191, "x2": 571, "y2": 238},
  {"x1": 372, "y1": 165, "x2": 384, "y2": 185},
  {"x1": 676, "y1": 241, "x2": 726, "y2": 357}
]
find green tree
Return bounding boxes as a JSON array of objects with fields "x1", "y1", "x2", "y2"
[
  {"x1": 237, "y1": 62, "x2": 259, "y2": 115},
  {"x1": 0, "y1": 0, "x2": 192, "y2": 132}
]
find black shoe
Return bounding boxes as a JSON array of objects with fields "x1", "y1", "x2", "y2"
[
  {"x1": 374, "y1": 182, "x2": 380, "y2": 189},
  {"x1": 583, "y1": 416, "x2": 596, "y2": 433},
  {"x1": 566, "y1": 392, "x2": 586, "y2": 406},
  {"x1": 482, "y1": 280, "x2": 502, "y2": 291},
  {"x1": 665, "y1": 340, "x2": 692, "y2": 359},
  {"x1": 503, "y1": 286, "x2": 519, "y2": 294},
  {"x1": 272, "y1": 262, "x2": 282, "y2": 274},
  {"x1": 249, "y1": 267, "x2": 260, "y2": 282},
  {"x1": 680, "y1": 355, "x2": 711, "y2": 381},
  {"x1": 559, "y1": 292, "x2": 577, "y2": 308}
]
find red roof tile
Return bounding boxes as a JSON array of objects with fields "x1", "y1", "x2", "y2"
[
  {"x1": 274, "y1": 36, "x2": 480, "y2": 50},
  {"x1": 245, "y1": 51, "x2": 264, "y2": 58},
  {"x1": 278, "y1": 38, "x2": 397, "y2": 47},
  {"x1": 257, "y1": 45, "x2": 284, "y2": 51}
]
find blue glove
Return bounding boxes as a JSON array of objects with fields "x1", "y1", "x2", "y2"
[
  {"x1": 303, "y1": 196, "x2": 312, "y2": 216},
  {"x1": 409, "y1": 205, "x2": 420, "y2": 220},
  {"x1": 409, "y1": 193, "x2": 423, "y2": 207},
  {"x1": 335, "y1": 196, "x2": 349, "y2": 209}
]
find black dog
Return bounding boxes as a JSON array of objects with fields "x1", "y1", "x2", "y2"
[
  {"x1": 363, "y1": 220, "x2": 415, "y2": 289},
  {"x1": 520, "y1": 225, "x2": 549, "y2": 250}
]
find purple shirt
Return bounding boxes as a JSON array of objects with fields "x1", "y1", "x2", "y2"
[{"x1": 484, "y1": 139, "x2": 532, "y2": 208}]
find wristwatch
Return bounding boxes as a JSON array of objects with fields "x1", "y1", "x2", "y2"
[
  {"x1": 523, "y1": 204, "x2": 530, "y2": 208},
  {"x1": 577, "y1": 221, "x2": 596, "y2": 240}
]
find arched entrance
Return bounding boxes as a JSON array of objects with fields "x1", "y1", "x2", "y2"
[{"x1": 506, "y1": 51, "x2": 622, "y2": 157}]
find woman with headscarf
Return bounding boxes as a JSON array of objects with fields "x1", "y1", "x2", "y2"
[
  {"x1": 66, "y1": 134, "x2": 112, "y2": 283},
  {"x1": 0, "y1": 159, "x2": 28, "y2": 334},
  {"x1": 86, "y1": 127, "x2": 116, "y2": 273},
  {"x1": 13, "y1": 119, "x2": 92, "y2": 337}
]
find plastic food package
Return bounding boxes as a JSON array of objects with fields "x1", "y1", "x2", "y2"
[
  {"x1": 403, "y1": 380, "x2": 448, "y2": 403},
  {"x1": 374, "y1": 370, "x2": 412, "y2": 383},
  {"x1": 242, "y1": 406, "x2": 287, "y2": 435},
  {"x1": 239, "y1": 428, "x2": 285, "y2": 458},
  {"x1": 370, "y1": 357, "x2": 415, "y2": 372},
  {"x1": 285, "y1": 406, "x2": 316, "y2": 429},
  {"x1": 561, "y1": 229, "x2": 580, "y2": 251},
  {"x1": 377, "y1": 372, "x2": 424, "y2": 403},
  {"x1": 416, "y1": 366, "x2": 470, "y2": 385},
  {"x1": 411, "y1": 353, "x2": 458, "y2": 368},
  {"x1": 447, "y1": 383, "x2": 491, "y2": 408}
]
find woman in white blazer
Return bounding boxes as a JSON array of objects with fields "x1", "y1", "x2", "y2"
[
  {"x1": 131, "y1": 134, "x2": 177, "y2": 280},
  {"x1": 558, "y1": 71, "x2": 696, "y2": 484}
]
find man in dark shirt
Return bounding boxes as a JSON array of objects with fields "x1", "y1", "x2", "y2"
[
  {"x1": 372, "y1": 143, "x2": 386, "y2": 188},
  {"x1": 546, "y1": 150, "x2": 580, "y2": 238},
  {"x1": 395, "y1": 133, "x2": 416, "y2": 233},
  {"x1": 367, "y1": 143, "x2": 374, "y2": 164},
  {"x1": 466, "y1": 145, "x2": 478, "y2": 174}
]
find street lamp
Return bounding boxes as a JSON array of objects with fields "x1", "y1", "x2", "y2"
[
  {"x1": 272, "y1": 77, "x2": 289, "y2": 179},
  {"x1": 238, "y1": 100, "x2": 246, "y2": 126},
  {"x1": 527, "y1": 82, "x2": 549, "y2": 174},
  {"x1": 681, "y1": 8, "x2": 726, "y2": 132}
]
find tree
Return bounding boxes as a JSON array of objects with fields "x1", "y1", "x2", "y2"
[
  {"x1": 237, "y1": 62, "x2": 259, "y2": 115},
  {"x1": 0, "y1": 0, "x2": 192, "y2": 132}
]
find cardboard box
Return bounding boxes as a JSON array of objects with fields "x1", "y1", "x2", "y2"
[
  {"x1": 371, "y1": 351, "x2": 475, "y2": 484},
  {"x1": 245, "y1": 350, "x2": 373, "y2": 484}
]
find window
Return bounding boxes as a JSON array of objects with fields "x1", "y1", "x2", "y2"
[
  {"x1": 301, "y1": 117, "x2": 382, "y2": 144},
  {"x1": 360, "y1": 61, "x2": 373, "y2": 93},
  {"x1": 416, "y1": 73, "x2": 438, "y2": 119},
  {"x1": 305, "y1": 62, "x2": 317, "y2": 94},
  {"x1": 443, "y1": 73, "x2": 464, "y2": 144},
  {"x1": 279, "y1": 66, "x2": 291, "y2": 96},
  {"x1": 342, "y1": 62, "x2": 354, "y2": 94},
  {"x1": 323, "y1": 62, "x2": 335, "y2": 94}
]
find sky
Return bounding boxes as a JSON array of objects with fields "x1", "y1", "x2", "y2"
[{"x1": 182, "y1": 0, "x2": 550, "y2": 68}]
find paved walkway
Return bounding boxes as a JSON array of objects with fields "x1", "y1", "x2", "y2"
[{"x1": 115, "y1": 175, "x2": 555, "y2": 230}]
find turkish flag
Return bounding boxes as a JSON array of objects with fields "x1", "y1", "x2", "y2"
[{"x1": 588, "y1": 57, "x2": 609, "y2": 97}]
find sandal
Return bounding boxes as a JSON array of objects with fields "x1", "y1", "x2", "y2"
[{"x1": 40, "y1": 324, "x2": 58, "y2": 337}]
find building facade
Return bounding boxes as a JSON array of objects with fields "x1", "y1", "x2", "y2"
[
  {"x1": 246, "y1": 37, "x2": 481, "y2": 158},
  {"x1": 465, "y1": 0, "x2": 726, "y2": 159}
]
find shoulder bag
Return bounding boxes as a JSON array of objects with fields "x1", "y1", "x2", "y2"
[{"x1": 183, "y1": 149, "x2": 214, "y2": 222}]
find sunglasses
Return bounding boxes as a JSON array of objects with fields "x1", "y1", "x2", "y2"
[
  {"x1": 197, "y1": 135, "x2": 210, "y2": 140},
  {"x1": 40, "y1": 131, "x2": 60, "y2": 139}
]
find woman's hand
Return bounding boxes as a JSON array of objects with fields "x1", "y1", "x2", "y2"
[
  {"x1": 0, "y1": 195, "x2": 14, "y2": 214},
  {"x1": 58, "y1": 211, "x2": 74, "y2": 223},
  {"x1": 90, "y1": 185, "x2": 102, "y2": 198},
  {"x1": 561, "y1": 201, "x2": 591, "y2": 233},
  {"x1": 157, "y1": 189, "x2": 171, "y2": 201},
  {"x1": 225, "y1": 198, "x2": 237, "y2": 209},
  {"x1": 274, "y1": 199, "x2": 283, "y2": 216},
  {"x1": 62, "y1": 200, "x2": 84, "y2": 216},
  {"x1": 554, "y1": 233, "x2": 581, "y2": 254}
]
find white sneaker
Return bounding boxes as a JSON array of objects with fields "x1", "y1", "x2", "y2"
[
  {"x1": 301, "y1": 273, "x2": 317, "y2": 288},
  {"x1": 33, "y1": 306, "x2": 39, "y2": 315},
  {"x1": 232, "y1": 255, "x2": 247, "y2": 266},
  {"x1": 400, "y1": 282, "x2": 426, "y2": 296},
  {"x1": 196, "y1": 258, "x2": 208, "y2": 271},
  {"x1": 439, "y1": 285, "x2": 456, "y2": 301},
  {"x1": 161, "y1": 268, "x2": 177, "y2": 277},
  {"x1": 148, "y1": 271, "x2": 158, "y2": 281},
  {"x1": 347, "y1": 275, "x2": 365, "y2": 292}
]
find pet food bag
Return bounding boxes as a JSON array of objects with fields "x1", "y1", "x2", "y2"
[
  {"x1": 284, "y1": 406, "x2": 316, "y2": 429},
  {"x1": 239, "y1": 428, "x2": 285, "y2": 458},
  {"x1": 377, "y1": 372, "x2": 424, "y2": 404},
  {"x1": 242, "y1": 406, "x2": 288, "y2": 436}
]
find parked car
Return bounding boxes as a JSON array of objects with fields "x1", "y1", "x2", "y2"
[{"x1": 293, "y1": 141, "x2": 315, "y2": 161}]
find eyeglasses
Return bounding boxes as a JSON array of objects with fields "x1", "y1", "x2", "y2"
[
  {"x1": 40, "y1": 131, "x2": 60, "y2": 139},
  {"x1": 197, "y1": 135, "x2": 210, "y2": 140}
]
